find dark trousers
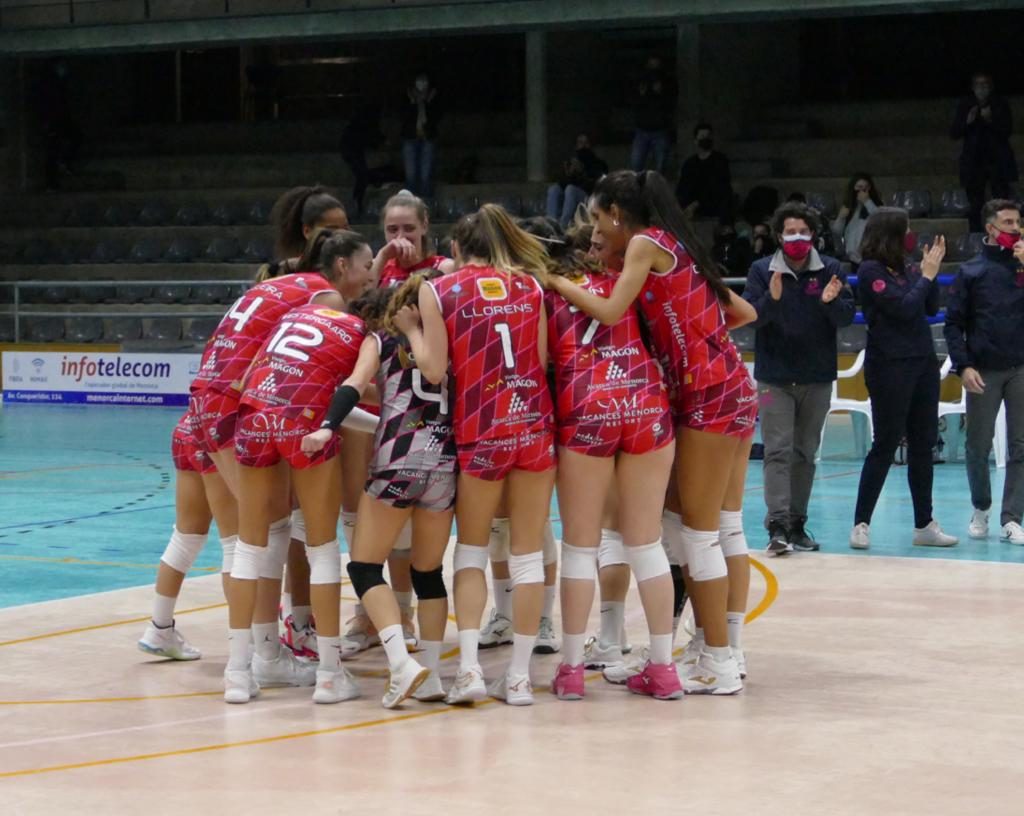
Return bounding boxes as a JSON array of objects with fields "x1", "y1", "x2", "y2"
[
  {"x1": 854, "y1": 355, "x2": 939, "y2": 528},
  {"x1": 965, "y1": 170, "x2": 1012, "y2": 232}
]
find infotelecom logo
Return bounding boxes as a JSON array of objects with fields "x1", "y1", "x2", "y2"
[{"x1": 60, "y1": 355, "x2": 172, "y2": 383}]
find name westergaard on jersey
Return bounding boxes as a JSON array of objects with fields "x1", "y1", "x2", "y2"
[{"x1": 459, "y1": 303, "x2": 534, "y2": 318}]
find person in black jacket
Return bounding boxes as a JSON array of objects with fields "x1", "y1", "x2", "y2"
[
  {"x1": 944, "y1": 199, "x2": 1024, "y2": 544},
  {"x1": 950, "y1": 73, "x2": 1018, "y2": 232},
  {"x1": 402, "y1": 73, "x2": 441, "y2": 198},
  {"x1": 743, "y1": 202, "x2": 854, "y2": 555},
  {"x1": 849, "y1": 208, "x2": 957, "y2": 550},
  {"x1": 676, "y1": 123, "x2": 733, "y2": 223}
]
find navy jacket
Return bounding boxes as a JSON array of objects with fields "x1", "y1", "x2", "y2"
[
  {"x1": 857, "y1": 260, "x2": 939, "y2": 361},
  {"x1": 743, "y1": 252, "x2": 855, "y2": 384},
  {"x1": 950, "y1": 95, "x2": 1018, "y2": 186},
  {"x1": 944, "y1": 244, "x2": 1024, "y2": 374}
]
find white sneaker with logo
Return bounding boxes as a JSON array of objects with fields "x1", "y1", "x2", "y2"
[
  {"x1": 849, "y1": 523, "x2": 870, "y2": 550},
  {"x1": 382, "y1": 659, "x2": 430, "y2": 709},
  {"x1": 313, "y1": 667, "x2": 361, "y2": 704},
  {"x1": 479, "y1": 609, "x2": 513, "y2": 648},
  {"x1": 682, "y1": 651, "x2": 743, "y2": 696},
  {"x1": 1001, "y1": 521, "x2": 1024, "y2": 545},
  {"x1": 488, "y1": 672, "x2": 534, "y2": 706},
  {"x1": 138, "y1": 622, "x2": 201, "y2": 661},
  {"x1": 969, "y1": 508, "x2": 991, "y2": 539},
  {"x1": 534, "y1": 616, "x2": 560, "y2": 654},
  {"x1": 583, "y1": 636, "x2": 624, "y2": 670},
  {"x1": 445, "y1": 665, "x2": 487, "y2": 705}
]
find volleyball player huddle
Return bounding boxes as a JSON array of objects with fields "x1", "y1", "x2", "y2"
[{"x1": 140, "y1": 171, "x2": 758, "y2": 708}]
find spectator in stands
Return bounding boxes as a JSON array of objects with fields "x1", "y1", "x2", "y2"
[
  {"x1": 750, "y1": 221, "x2": 775, "y2": 261},
  {"x1": 630, "y1": 55, "x2": 674, "y2": 174},
  {"x1": 848, "y1": 209, "x2": 957, "y2": 550},
  {"x1": 676, "y1": 123, "x2": 733, "y2": 222},
  {"x1": 712, "y1": 223, "x2": 752, "y2": 277},
  {"x1": 546, "y1": 133, "x2": 608, "y2": 228},
  {"x1": 34, "y1": 60, "x2": 82, "y2": 190},
  {"x1": 832, "y1": 173, "x2": 882, "y2": 269},
  {"x1": 944, "y1": 199, "x2": 1024, "y2": 544},
  {"x1": 340, "y1": 102, "x2": 387, "y2": 219},
  {"x1": 401, "y1": 73, "x2": 441, "y2": 198},
  {"x1": 742, "y1": 202, "x2": 854, "y2": 555},
  {"x1": 950, "y1": 72, "x2": 1018, "y2": 232}
]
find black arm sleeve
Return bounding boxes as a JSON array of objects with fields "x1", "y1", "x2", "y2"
[{"x1": 320, "y1": 385, "x2": 362, "y2": 431}]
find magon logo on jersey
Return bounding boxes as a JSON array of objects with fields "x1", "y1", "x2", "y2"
[{"x1": 476, "y1": 278, "x2": 508, "y2": 301}]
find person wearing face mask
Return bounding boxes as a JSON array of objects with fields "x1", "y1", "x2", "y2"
[
  {"x1": 401, "y1": 73, "x2": 441, "y2": 198},
  {"x1": 848, "y1": 209, "x2": 957, "y2": 551},
  {"x1": 742, "y1": 202, "x2": 853, "y2": 556},
  {"x1": 631, "y1": 55, "x2": 675, "y2": 174},
  {"x1": 944, "y1": 199, "x2": 1024, "y2": 545},
  {"x1": 675, "y1": 123, "x2": 734, "y2": 222},
  {"x1": 832, "y1": 173, "x2": 883, "y2": 270},
  {"x1": 950, "y1": 72, "x2": 1018, "y2": 232}
]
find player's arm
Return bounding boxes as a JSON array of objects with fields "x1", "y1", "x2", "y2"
[
  {"x1": 723, "y1": 289, "x2": 757, "y2": 329},
  {"x1": 437, "y1": 257, "x2": 457, "y2": 275},
  {"x1": 401, "y1": 283, "x2": 448, "y2": 385},
  {"x1": 302, "y1": 337, "x2": 381, "y2": 452},
  {"x1": 537, "y1": 302, "x2": 550, "y2": 370}
]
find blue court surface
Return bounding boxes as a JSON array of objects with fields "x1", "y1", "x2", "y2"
[{"x1": 2, "y1": 403, "x2": 1022, "y2": 608}]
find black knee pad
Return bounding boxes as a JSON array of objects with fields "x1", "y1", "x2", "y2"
[
  {"x1": 346, "y1": 560, "x2": 387, "y2": 598},
  {"x1": 410, "y1": 565, "x2": 447, "y2": 601},
  {"x1": 670, "y1": 564, "x2": 686, "y2": 618}
]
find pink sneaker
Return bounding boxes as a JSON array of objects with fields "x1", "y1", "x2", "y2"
[
  {"x1": 626, "y1": 661, "x2": 683, "y2": 700},
  {"x1": 551, "y1": 663, "x2": 585, "y2": 701},
  {"x1": 280, "y1": 614, "x2": 318, "y2": 660}
]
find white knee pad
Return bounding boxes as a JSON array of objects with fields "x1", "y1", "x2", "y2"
[
  {"x1": 560, "y1": 542, "x2": 598, "y2": 581},
  {"x1": 681, "y1": 525, "x2": 727, "y2": 582},
  {"x1": 626, "y1": 539, "x2": 671, "y2": 583},
  {"x1": 305, "y1": 540, "x2": 342, "y2": 585},
  {"x1": 508, "y1": 550, "x2": 544, "y2": 588},
  {"x1": 598, "y1": 529, "x2": 627, "y2": 569},
  {"x1": 453, "y1": 543, "x2": 489, "y2": 575},
  {"x1": 542, "y1": 520, "x2": 557, "y2": 566},
  {"x1": 661, "y1": 510, "x2": 687, "y2": 568},
  {"x1": 220, "y1": 534, "x2": 238, "y2": 575},
  {"x1": 392, "y1": 521, "x2": 412, "y2": 554},
  {"x1": 160, "y1": 527, "x2": 208, "y2": 574},
  {"x1": 290, "y1": 508, "x2": 306, "y2": 544},
  {"x1": 719, "y1": 510, "x2": 748, "y2": 559},
  {"x1": 230, "y1": 540, "x2": 265, "y2": 581},
  {"x1": 259, "y1": 516, "x2": 291, "y2": 580},
  {"x1": 488, "y1": 517, "x2": 510, "y2": 562}
]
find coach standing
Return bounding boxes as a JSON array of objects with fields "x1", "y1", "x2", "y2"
[
  {"x1": 743, "y1": 202, "x2": 855, "y2": 556},
  {"x1": 944, "y1": 199, "x2": 1024, "y2": 544}
]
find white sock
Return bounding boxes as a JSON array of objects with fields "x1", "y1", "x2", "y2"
[
  {"x1": 292, "y1": 605, "x2": 311, "y2": 630},
  {"x1": 319, "y1": 636, "x2": 341, "y2": 671},
  {"x1": 707, "y1": 644, "x2": 732, "y2": 663},
  {"x1": 493, "y1": 578, "x2": 512, "y2": 618},
  {"x1": 252, "y1": 623, "x2": 279, "y2": 660},
  {"x1": 694, "y1": 626, "x2": 705, "y2": 644},
  {"x1": 419, "y1": 640, "x2": 443, "y2": 672},
  {"x1": 509, "y1": 632, "x2": 536, "y2": 677},
  {"x1": 458, "y1": 629, "x2": 480, "y2": 672},
  {"x1": 355, "y1": 602, "x2": 366, "y2": 618},
  {"x1": 563, "y1": 633, "x2": 586, "y2": 666},
  {"x1": 152, "y1": 594, "x2": 176, "y2": 628},
  {"x1": 599, "y1": 601, "x2": 625, "y2": 647},
  {"x1": 542, "y1": 585, "x2": 556, "y2": 620},
  {"x1": 727, "y1": 611, "x2": 744, "y2": 651},
  {"x1": 281, "y1": 591, "x2": 293, "y2": 619},
  {"x1": 672, "y1": 614, "x2": 681, "y2": 641},
  {"x1": 380, "y1": 623, "x2": 409, "y2": 672},
  {"x1": 228, "y1": 628, "x2": 251, "y2": 671},
  {"x1": 395, "y1": 591, "x2": 413, "y2": 612},
  {"x1": 650, "y1": 633, "x2": 673, "y2": 665}
]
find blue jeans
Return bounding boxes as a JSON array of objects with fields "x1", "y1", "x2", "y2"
[
  {"x1": 630, "y1": 129, "x2": 669, "y2": 174},
  {"x1": 546, "y1": 183, "x2": 587, "y2": 228},
  {"x1": 402, "y1": 138, "x2": 435, "y2": 198}
]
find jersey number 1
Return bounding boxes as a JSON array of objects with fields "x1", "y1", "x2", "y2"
[{"x1": 494, "y1": 323, "x2": 515, "y2": 369}]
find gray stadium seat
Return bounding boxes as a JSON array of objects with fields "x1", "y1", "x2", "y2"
[
  {"x1": 174, "y1": 203, "x2": 210, "y2": 226},
  {"x1": 90, "y1": 240, "x2": 128, "y2": 264},
  {"x1": 103, "y1": 204, "x2": 137, "y2": 227},
  {"x1": 838, "y1": 323, "x2": 868, "y2": 353},
  {"x1": 54, "y1": 243, "x2": 80, "y2": 265},
  {"x1": 190, "y1": 284, "x2": 233, "y2": 304},
  {"x1": 164, "y1": 237, "x2": 201, "y2": 263},
  {"x1": 890, "y1": 190, "x2": 932, "y2": 218},
  {"x1": 243, "y1": 237, "x2": 273, "y2": 263},
  {"x1": 0, "y1": 316, "x2": 14, "y2": 343},
  {"x1": 39, "y1": 285, "x2": 73, "y2": 304},
  {"x1": 247, "y1": 200, "x2": 274, "y2": 225},
  {"x1": 113, "y1": 285, "x2": 153, "y2": 303},
  {"x1": 806, "y1": 191, "x2": 837, "y2": 219},
  {"x1": 146, "y1": 317, "x2": 183, "y2": 342},
  {"x1": 152, "y1": 284, "x2": 191, "y2": 304},
  {"x1": 939, "y1": 189, "x2": 970, "y2": 218},
  {"x1": 76, "y1": 284, "x2": 107, "y2": 304},
  {"x1": 62, "y1": 202, "x2": 100, "y2": 227},
  {"x1": 952, "y1": 232, "x2": 985, "y2": 261},
  {"x1": 26, "y1": 317, "x2": 65, "y2": 343},
  {"x1": 729, "y1": 325, "x2": 755, "y2": 353},
  {"x1": 103, "y1": 318, "x2": 143, "y2": 343},
  {"x1": 211, "y1": 202, "x2": 244, "y2": 226},
  {"x1": 129, "y1": 238, "x2": 164, "y2": 263},
  {"x1": 66, "y1": 317, "x2": 104, "y2": 343},
  {"x1": 204, "y1": 237, "x2": 242, "y2": 262},
  {"x1": 185, "y1": 317, "x2": 219, "y2": 343},
  {"x1": 138, "y1": 202, "x2": 170, "y2": 226}
]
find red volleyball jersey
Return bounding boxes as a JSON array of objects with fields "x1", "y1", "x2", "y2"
[
  {"x1": 428, "y1": 265, "x2": 553, "y2": 445},
  {"x1": 191, "y1": 272, "x2": 334, "y2": 396},
  {"x1": 545, "y1": 272, "x2": 666, "y2": 420},
  {"x1": 378, "y1": 254, "x2": 447, "y2": 289},
  {"x1": 634, "y1": 228, "x2": 745, "y2": 403},
  {"x1": 240, "y1": 304, "x2": 367, "y2": 420}
]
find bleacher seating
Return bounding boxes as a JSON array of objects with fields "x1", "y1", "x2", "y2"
[
  {"x1": 66, "y1": 317, "x2": 104, "y2": 343},
  {"x1": 185, "y1": 318, "x2": 219, "y2": 342},
  {"x1": 104, "y1": 318, "x2": 143, "y2": 342},
  {"x1": 146, "y1": 318, "x2": 183, "y2": 342}
]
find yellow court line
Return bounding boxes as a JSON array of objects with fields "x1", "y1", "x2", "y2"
[
  {"x1": 746, "y1": 556, "x2": 779, "y2": 624},
  {"x1": 0, "y1": 554, "x2": 220, "y2": 572}
]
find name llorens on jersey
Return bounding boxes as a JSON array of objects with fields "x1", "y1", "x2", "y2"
[{"x1": 371, "y1": 334, "x2": 457, "y2": 473}]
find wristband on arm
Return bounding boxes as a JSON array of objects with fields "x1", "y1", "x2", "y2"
[{"x1": 320, "y1": 385, "x2": 361, "y2": 432}]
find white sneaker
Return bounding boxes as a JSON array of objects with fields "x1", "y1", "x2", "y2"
[
  {"x1": 382, "y1": 659, "x2": 430, "y2": 709},
  {"x1": 682, "y1": 651, "x2": 743, "y2": 696},
  {"x1": 583, "y1": 636, "x2": 624, "y2": 669},
  {"x1": 445, "y1": 665, "x2": 488, "y2": 705},
  {"x1": 913, "y1": 520, "x2": 958, "y2": 548},
  {"x1": 1001, "y1": 521, "x2": 1024, "y2": 545},
  {"x1": 849, "y1": 523, "x2": 870, "y2": 550},
  {"x1": 313, "y1": 667, "x2": 361, "y2": 704},
  {"x1": 733, "y1": 648, "x2": 747, "y2": 680},
  {"x1": 138, "y1": 622, "x2": 201, "y2": 660},
  {"x1": 340, "y1": 614, "x2": 380, "y2": 658},
  {"x1": 676, "y1": 635, "x2": 704, "y2": 671},
  {"x1": 223, "y1": 668, "x2": 259, "y2": 704},
  {"x1": 534, "y1": 616, "x2": 560, "y2": 654},
  {"x1": 252, "y1": 648, "x2": 318, "y2": 687},
  {"x1": 620, "y1": 621, "x2": 633, "y2": 655},
  {"x1": 479, "y1": 609, "x2": 514, "y2": 648},
  {"x1": 488, "y1": 672, "x2": 534, "y2": 706},
  {"x1": 602, "y1": 648, "x2": 649, "y2": 685},
  {"x1": 412, "y1": 670, "x2": 447, "y2": 702},
  {"x1": 969, "y1": 508, "x2": 991, "y2": 539}
]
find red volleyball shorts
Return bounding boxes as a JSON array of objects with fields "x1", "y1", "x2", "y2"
[
  {"x1": 558, "y1": 399, "x2": 674, "y2": 458},
  {"x1": 171, "y1": 410, "x2": 216, "y2": 474},
  {"x1": 457, "y1": 428, "x2": 557, "y2": 482},
  {"x1": 234, "y1": 406, "x2": 339, "y2": 470},
  {"x1": 190, "y1": 389, "x2": 240, "y2": 454},
  {"x1": 677, "y1": 374, "x2": 758, "y2": 438}
]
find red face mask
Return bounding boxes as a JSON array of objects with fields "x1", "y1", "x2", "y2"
[
  {"x1": 994, "y1": 229, "x2": 1021, "y2": 251},
  {"x1": 781, "y1": 235, "x2": 813, "y2": 261},
  {"x1": 904, "y1": 231, "x2": 918, "y2": 253}
]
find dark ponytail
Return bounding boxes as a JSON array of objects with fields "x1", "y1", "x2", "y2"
[
  {"x1": 593, "y1": 170, "x2": 731, "y2": 305},
  {"x1": 270, "y1": 185, "x2": 346, "y2": 261}
]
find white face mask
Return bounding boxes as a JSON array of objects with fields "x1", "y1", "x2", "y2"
[{"x1": 415, "y1": 79, "x2": 429, "y2": 92}]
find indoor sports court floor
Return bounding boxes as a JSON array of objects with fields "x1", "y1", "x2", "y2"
[{"x1": 2, "y1": 404, "x2": 1023, "y2": 814}]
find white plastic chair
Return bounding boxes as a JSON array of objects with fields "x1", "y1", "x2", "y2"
[
  {"x1": 937, "y1": 356, "x2": 1006, "y2": 467},
  {"x1": 818, "y1": 349, "x2": 873, "y2": 462}
]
